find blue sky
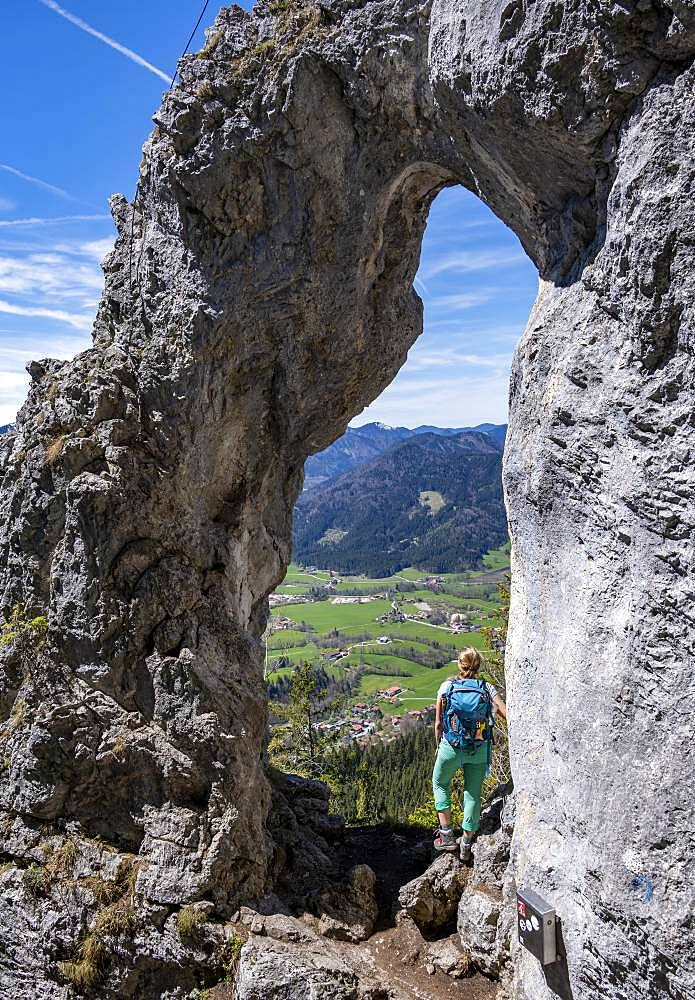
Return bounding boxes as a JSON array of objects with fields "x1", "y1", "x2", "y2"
[
  {"x1": 0, "y1": 0, "x2": 537, "y2": 428},
  {"x1": 357, "y1": 188, "x2": 537, "y2": 428}
]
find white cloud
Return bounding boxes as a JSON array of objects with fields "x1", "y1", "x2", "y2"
[
  {"x1": 429, "y1": 291, "x2": 494, "y2": 311},
  {"x1": 424, "y1": 318, "x2": 525, "y2": 335},
  {"x1": 419, "y1": 249, "x2": 527, "y2": 281},
  {"x1": 0, "y1": 252, "x2": 104, "y2": 299},
  {"x1": 355, "y1": 370, "x2": 510, "y2": 428},
  {"x1": 0, "y1": 299, "x2": 93, "y2": 330},
  {"x1": 0, "y1": 331, "x2": 92, "y2": 423},
  {"x1": 426, "y1": 218, "x2": 495, "y2": 235},
  {"x1": 37, "y1": 0, "x2": 170, "y2": 83},
  {"x1": 406, "y1": 347, "x2": 513, "y2": 371},
  {"x1": 0, "y1": 332, "x2": 91, "y2": 368},
  {"x1": 0, "y1": 371, "x2": 31, "y2": 425},
  {"x1": 0, "y1": 227, "x2": 110, "y2": 348},
  {"x1": 0, "y1": 197, "x2": 16, "y2": 213},
  {"x1": 80, "y1": 237, "x2": 115, "y2": 261},
  {"x1": 413, "y1": 275, "x2": 429, "y2": 297}
]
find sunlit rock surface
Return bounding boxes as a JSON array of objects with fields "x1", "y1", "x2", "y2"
[{"x1": 0, "y1": 1, "x2": 693, "y2": 996}]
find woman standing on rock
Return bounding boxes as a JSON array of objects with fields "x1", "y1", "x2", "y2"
[{"x1": 432, "y1": 647, "x2": 507, "y2": 859}]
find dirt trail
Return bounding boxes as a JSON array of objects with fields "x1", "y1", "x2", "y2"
[
  {"x1": 336, "y1": 825, "x2": 499, "y2": 1000},
  {"x1": 210, "y1": 824, "x2": 499, "y2": 1000},
  {"x1": 365, "y1": 927, "x2": 497, "y2": 1000}
]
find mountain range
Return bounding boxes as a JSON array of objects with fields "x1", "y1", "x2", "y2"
[
  {"x1": 0, "y1": 418, "x2": 506, "y2": 576},
  {"x1": 294, "y1": 423, "x2": 507, "y2": 576},
  {"x1": 303, "y1": 421, "x2": 506, "y2": 489}
]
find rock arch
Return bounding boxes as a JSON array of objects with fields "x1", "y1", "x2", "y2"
[{"x1": 0, "y1": 2, "x2": 693, "y2": 998}]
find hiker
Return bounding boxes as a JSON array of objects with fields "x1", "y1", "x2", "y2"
[{"x1": 432, "y1": 646, "x2": 507, "y2": 859}]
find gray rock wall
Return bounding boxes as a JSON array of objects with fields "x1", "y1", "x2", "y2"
[
  {"x1": 504, "y1": 54, "x2": 695, "y2": 1000},
  {"x1": 0, "y1": 1, "x2": 692, "y2": 997}
]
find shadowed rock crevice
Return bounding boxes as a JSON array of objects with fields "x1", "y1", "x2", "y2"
[{"x1": 0, "y1": 1, "x2": 694, "y2": 998}]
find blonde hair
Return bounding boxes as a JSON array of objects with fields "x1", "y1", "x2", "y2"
[{"x1": 457, "y1": 646, "x2": 482, "y2": 678}]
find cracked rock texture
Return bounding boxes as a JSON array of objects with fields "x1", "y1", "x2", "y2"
[{"x1": 0, "y1": 1, "x2": 693, "y2": 997}]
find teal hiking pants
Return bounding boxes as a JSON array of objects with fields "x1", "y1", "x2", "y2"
[{"x1": 432, "y1": 738, "x2": 487, "y2": 833}]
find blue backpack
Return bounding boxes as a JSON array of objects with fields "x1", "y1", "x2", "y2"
[{"x1": 441, "y1": 678, "x2": 494, "y2": 763}]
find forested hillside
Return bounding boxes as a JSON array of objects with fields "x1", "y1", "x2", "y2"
[
  {"x1": 294, "y1": 430, "x2": 507, "y2": 575},
  {"x1": 330, "y1": 726, "x2": 435, "y2": 825}
]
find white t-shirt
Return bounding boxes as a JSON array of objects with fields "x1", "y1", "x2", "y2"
[{"x1": 437, "y1": 677, "x2": 499, "y2": 717}]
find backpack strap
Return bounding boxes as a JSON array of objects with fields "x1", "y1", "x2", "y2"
[{"x1": 442, "y1": 679, "x2": 457, "y2": 708}]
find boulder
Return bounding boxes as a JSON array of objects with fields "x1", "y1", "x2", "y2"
[
  {"x1": 397, "y1": 853, "x2": 469, "y2": 930},
  {"x1": 458, "y1": 883, "x2": 504, "y2": 976},
  {"x1": 427, "y1": 935, "x2": 470, "y2": 979},
  {"x1": 235, "y1": 935, "x2": 361, "y2": 1000},
  {"x1": 313, "y1": 864, "x2": 378, "y2": 943}
]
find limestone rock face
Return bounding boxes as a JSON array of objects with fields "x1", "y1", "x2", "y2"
[{"x1": 0, "y1": 1, "x2": 693, "y2": 998}]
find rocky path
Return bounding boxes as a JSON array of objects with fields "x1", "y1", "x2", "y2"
[
  {"x1": 365, "y1": 927, "x2": 497, "y2": 1000},
  {"x1": 226, "y1": 813, "x2": 506, "y2": 1000},
  {"x1": 342, "y1": 826, "x2": 498, "y2": 1000}
]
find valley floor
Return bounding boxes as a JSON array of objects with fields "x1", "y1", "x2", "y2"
[{"x1": 266, "y1": 547, "x2": 509, "y2": 746}]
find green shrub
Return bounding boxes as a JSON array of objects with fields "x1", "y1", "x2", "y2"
[
  {"x1": 1, "y1": 605, "x2": 48, "y2": 649},
  {"x1": 0, "y1": 604, "x2": 48, "y2": 686},
  {"x1": 22, "y1": 864, "x2": 47, "y2": 897},
  {"x1": 219, "y1": 932, "x2": 244, "y2": 982}
]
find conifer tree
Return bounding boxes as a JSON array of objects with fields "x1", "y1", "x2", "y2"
[{"x1": 268, "y1": 661, "x2": 329, "y2": 777}]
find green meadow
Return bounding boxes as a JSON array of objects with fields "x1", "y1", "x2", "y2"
[
  {"x1": 279, "y1": 598, "x2": 392, "y2": 632},
  {"x1": 267, "y1": 547, "x2": 509, "y2": 708}
]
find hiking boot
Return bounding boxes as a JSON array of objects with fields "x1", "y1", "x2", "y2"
[
  {"x1": 434, "y1": 828, "x2": 458, "y2": 853},
  {"x1": 459, "y1": 833, "x2": 474, "y2": 862}
]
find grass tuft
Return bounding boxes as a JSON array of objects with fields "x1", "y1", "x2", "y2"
[
  {"x1": 176, "y1": 905, "x2": 207, "y2": 939},
  {"x1": 58, "y1": 931, "x2": 109, "y2": 990},
  {"x1": 45, "y1": 434, "x2": 67, "y2": 464},
  {"x1": 58, "y1": 853, "x2": 142, "y2": 989},
  {"x1": 44, "y1": 837, "x2": 78, "y2": 878},
  {"x1": 94, "y1": 898, "x2": 138, "y2": 937}
]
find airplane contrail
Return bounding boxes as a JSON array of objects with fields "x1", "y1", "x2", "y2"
[
  {"x1": 0, "y1": 164, "x2": 76, "y2": 202},
  {"x1": 37, "y1": 0, "x2": 170, "y2": 83},
  {"x1": 0, "y1": 215, "x2": 109, "y2": 228}
]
